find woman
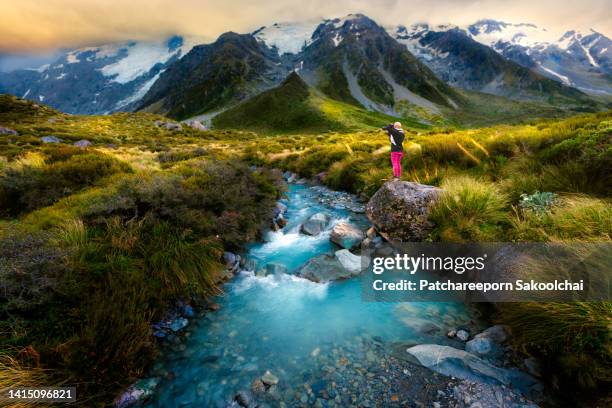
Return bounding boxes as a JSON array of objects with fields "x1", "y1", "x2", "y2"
[{"x1": 382, "y1": 122, "x2": 405, "y2": 179}]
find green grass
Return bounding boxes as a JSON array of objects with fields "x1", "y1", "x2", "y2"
[{"x1": 213, "y1": 72, "x2": 428, "y2": 134}]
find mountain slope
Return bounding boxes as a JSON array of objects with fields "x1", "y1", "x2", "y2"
[
  {"x1": 137, "y1": 33, "x2": 292, "y2": 120},
  {"x1": 297, "y1": 14, "x2": 463, "y2": 115},
  {"x1": 467, "y1": 20, "x2": 612, "y2": 95},
  {"x1": 212, "y1": 72, "x2": 419, "y2": 133},
  {"x1": 0, "y1": 36, "x2": 196, "y2": 114},
  {"x1": 389, "y1": 24, "x2": 596, "y2": 107}
]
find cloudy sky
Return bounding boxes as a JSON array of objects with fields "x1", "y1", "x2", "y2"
[{"x1": 1, "y1": 0, "x2": 610, "y2": 53}]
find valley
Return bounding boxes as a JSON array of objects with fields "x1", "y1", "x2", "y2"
[{"x1": 0, "y1": 9, "x2": 610, "y2": 408}]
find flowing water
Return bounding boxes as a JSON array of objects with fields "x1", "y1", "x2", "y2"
[{"x1": 144, "y1": 184, "x2": 478, "y2": 407}]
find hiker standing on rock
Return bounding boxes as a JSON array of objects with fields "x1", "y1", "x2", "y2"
[{"x1": 382, "y1": 122, "x2": 405, "y2": 179}]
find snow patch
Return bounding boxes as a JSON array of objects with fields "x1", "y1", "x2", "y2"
[
  {"x1": 253, "y1": 21, "x2": 320, "y2": 55},
  {"x1": 539, "y1": 65, "x2": 571, "y2": 85},
  {"x1": 332, "y1": 33, "x2": 343, "y2": 47},
  {"x1": 114, "y1": 72, "x2": 163, "y2": 109},
  {"x1": 99, "y1": 39, "x2": 196, "y2": 84}
]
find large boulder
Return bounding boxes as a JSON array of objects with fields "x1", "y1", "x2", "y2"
[
  {"x1": 330, "y1": 222, "x2": 365, "y2": 249},
  {"x1": 298, "y1": 254, "x2": 356, "y2": 282},
  {"x1": 300, "y1": 212, "x2": 329, "y2": 236},
  {"x1": 334, "y1": 249, "x2": 369, "y2": 274},
  {"x1": 366, "y1": 180, "x2": 442, "y2": 242},
  {"x1": 406, "y1": 344, "x2": 538, "y2": 394}
]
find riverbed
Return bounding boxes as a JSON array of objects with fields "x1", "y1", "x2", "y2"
[{"x1": 143, "y1": 183, "x2": 480, "y2": 407}]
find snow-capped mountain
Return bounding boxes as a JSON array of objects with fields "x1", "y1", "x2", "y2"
[
  {"x1": 0, "y1": 35, "x2": 199, "y2": 114},
  {"x1": 388, "y1": 23, "x2": 591, "y2": 105},
  {"x1": 467, "y1": 20, "x2": 611, "y2": 94}
]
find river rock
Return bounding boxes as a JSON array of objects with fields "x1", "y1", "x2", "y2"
[
  {"x1": 330, "y1": 222, "x2": 365, "y2": 249},
  {"x1": 298, "y1": 254, "x2": 355, "y2": 283},
  {"x1": 466, "y1": 325, "x2": 508, "y2": 358},
  {"x1": 115, "y1": 377, "x2": 160, "y2": 408},
  {"x1": 0, "y1": 126, "x2": 18, "y2": 136},
  {"x1": 266, "y1": 263, "x2": 288, "y2": 275},
  {"x1": 261, "y1": 370, "x2": 279, "y2": 386},
  {"x1": 452, "y1": 380, "x2": 538, "y2": 408},
  {"x1": 169, "y1": 317, "x2": 188, "y2": 332},
  {"x1": 300, "y1": 212, "x2": 329, "y2": 236},
  {"x1": 334, "y1": 249, "x2": 368, "y2": 274},
  {"x1": 234, "y1": 390, "x2": 254, "y2": 407},
  {"x1": 365, "y1": 180, "x2": 442, "y2": 242},
  {"x1": 224, "y1": 251, "x2": 240, "y2": 273},
  {"x1": 407, "y1": 344, "x2": 538, "y2": 393},
  {"x1": 74, "y1": 139, "x2": 92, "y2": 148},
  {"x1": 41, "y1": 135, "x2": 62, "y2": 143},
  {"x1": 456, "y1": 329, "x2": 470, "y2": 341}
]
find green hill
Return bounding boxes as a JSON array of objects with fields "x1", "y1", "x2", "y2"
[{"x1": 212, "y1": 72, "x2": 427, "y2": 133}]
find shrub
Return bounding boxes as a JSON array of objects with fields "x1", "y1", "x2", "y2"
[
  {"x1": 429, "y1": 176, "x2": 509, "y2": 241},
  {"x1": 519, "y1": 191, "x2": 558, "y2": 214},
  {"x1": 0, "y1": 150, "x2": 131, "y2": 216}
]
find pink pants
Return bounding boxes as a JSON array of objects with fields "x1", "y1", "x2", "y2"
[{"x1": 391, "y1": 152, "x2": 403, "y2": 178}]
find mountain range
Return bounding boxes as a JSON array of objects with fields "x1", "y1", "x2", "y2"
[{"x1": 0, "y1": 14, "x2": 610, "y2": 124}]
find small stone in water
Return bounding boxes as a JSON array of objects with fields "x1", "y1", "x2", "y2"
[
  {"x1": 261, "y1": 370, "x2": 279, "y2": 386},
  {"x1": 447, "y1": 329, "x2": 457, "y2": 338},
  {"x1": 251, "y1": 379, "x2": 266, "y2": 394},
  {"x1": 456, "y1": 329, "x2": 470, "y2": 341},
  {"x1": 311, "y1": 347, "x2": 321, "y2": 357}
]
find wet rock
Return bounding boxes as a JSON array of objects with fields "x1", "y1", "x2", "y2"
[
  {"x1": 266, "y1": 263, "x2": 288, "y2": 276},
  {"x1": 447, "y1": 329, "x2": 457, "y2": 338},
  {"x1": 115, "y1": 377, "x2": 160, "y2": 408},
  {"x1": 365, "y1": 180, "x2": 442, "y2": 242},
  {"x1": 251, "y1": 379, "x2": 266, "y2": 394},
  {"x1": 334, "y1": 249, "x2": 368, "y2": 274},
  {"x1": 407, "y1": 344, "x2": 539, "y2": 393},
  {"x1": 466, "y1": 325, "x2": 508, "y2": 358},
  {"x1": 41, "y1": 135, "x2": 62, "y2": 143},
  {"x1": 223, "y1": 251, "x2": 240, "y2": 273},
  {"x1": 330, "y1": 222, "x2": 365, "y2": 249},
  {"x1": 456, "y1": 329, "x2": 470, "y2": 341},
  {"x1": 298, "y1": 254, "x2": 357, "y2": 283},
  {"x1": 74, "y1": 139, "x2": 92, "y2": 148},
  {"x1": 169, "y1": 317, "x2": 188, "y2": 332},
  {"x1": 301, "y1": 212, "x2": 329, "y2": 236},
  {"x1": 261, "y1": 370, "x2": 279, "y2": 386},
  {"x1": 234, "y1": 390, "x2": 254, "y2": 407},
  {"x1": 0, "y1": 126, "x2": 18, "y2": 136}
]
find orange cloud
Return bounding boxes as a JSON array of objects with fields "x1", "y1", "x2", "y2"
[{"x1": 0, "y1": 0, "x2": 610, "y2": 52}]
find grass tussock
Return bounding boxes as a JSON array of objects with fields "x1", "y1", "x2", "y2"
[
  {"x1": 500, "y1": 302, "x2": 612, "y2": 393},
  {"x1": 429, "y1": 176, "x2": 509, "y2": 242}
]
